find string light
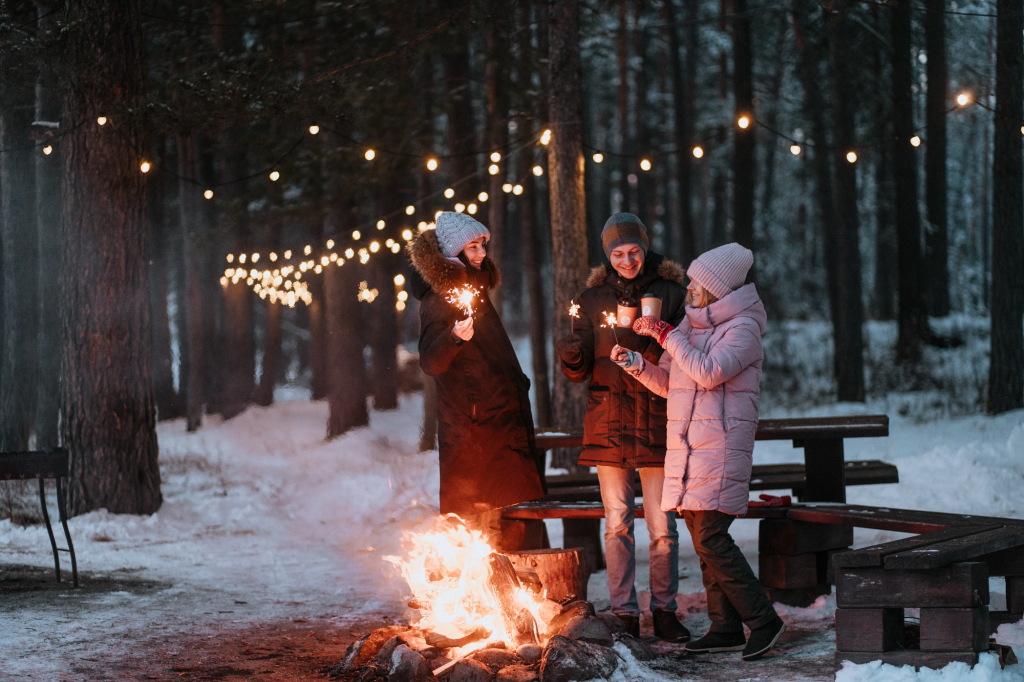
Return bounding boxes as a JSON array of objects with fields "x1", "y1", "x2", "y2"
[
  {"x1": 140, "y1": 161, "x2": 151, "y2": 173},
  {"x1": 386, "y1": 239, "x2": 395, "y2": 247},
  {"x1": 43, "y1": 145, "x2": 52, "y2": 155},
  {"x1": 352, "y1": 230, "x2": 361, "y2": 240},
  {"x1": 396, "y1": 300, "x2": 406, "y2": 311},
  {"x1": 478, "y1": 191, "x2": 488, "y2": 202},
  {"x1": 406, "y1": 205, "x2": 415, "y2": 215},
  {"x1": 455, "y1": 203, "x2": 466, "y2": 212},
  {"x1": 693, "y1": 146, "x2": 704, "y2": 158},
  {"x1": 370, "y1": 241, "x2": 380, "y2": 252},
  {"x1": 956, "y1": 93, "x2": 970, "y2": 106},
  {"x1": 330, "y1": 252, "x2": 338, "y2": 262},
  {"x1": 345, "y1": 248, "x2": 355, "y2": 258},
  {"x1": 376, "y1": 219, "x2": 385, "y2": 230},
  {"x1": 365, "y1": 149, "x2": 375, "y2": 160},
  {"x1": 309, "y1": 125, "x2": 320, "y2": 135},
  {"x1": 488, "y1": 164, "x2": 500, "y2": 175},
  {"x1": 398, "y1": 291, "x2": 409, "y2": 302},
  {"x1": 846, "y1": 151, "x2": 858, "y2": 163},
  {"x1": 467, "y1": 203, "x2": 477, "y2": 214},
  {"x1": 532, "y1": 165, "x2": 543, "y2": 176},
  {"x1": 402, "y1": 229, "x2": 413, "y2": 240},
  {"x1": 220, "y1": 277, "x2": 228, "y2": 286},
  {"x1": 444, "y1": 188, "x2": 455, "y2": 198},
  {"x1": 593, "y1": 153, "x2": 604, "y2": 163},
  {"x1": 790, "y1": 145, "x2": 801, "y2": 156},
  {"x1": 321, "y1": 256, "x2": 329, "y2": 266},
  {"x1": 737, "y1": 116, "x2": 750, "y2": 129},
  {"x1": 434, "y1": 210, "x2": 442, "y2": 219},
  {"x1": 227, "y1": 254, "x2": 235, "y2": 263},
  {"x1": 640, "y1": 159, "x2": 651, "y2": 171},
  {"x1": 512, "y1": 184, "x2": 523, "y2": 195},
  {"x1": 502, "y1": 183, "x2": 513, "y2": 193},
  {"x1": 417, "y1": 222, "x2": 427, "y2": 230},
  {"x1": 204, "y1": 189, "x2": 214, "y2": 199},
  {"x1": 284, "y1": 250, "x2": 292, "y2": 259},
  {"x1": 304, "y1": 245, "x2": 312, "y2": 255},
  {"x1": 239, "y1": 254, "x2": 246, "y2": 264},
  {"x1": 270, "y1": 170, "x2": 280, "y2": 181},
  {"x1": 540, "y1": 129, "x2": 552, "y2": 145},
  {"x1": 390, "y1": 243, "x2": 401, "y2": 253},
  {"x1": 270, "y1": 252, "x2": 278, "y2": 261},
  {"x1": 97, "y1": 117, "x2": 107, "y2": 126},
  {"x1": 395, "y1": 274, "x2": 405, "y2": 285},
  {"x1": 490, "y1": 152, "x2": 501, "y2": 162},
  {"x1": 910, "y1": 136, "x2": 921, "y2": 147},
  {"x1": 252, "y1": 253, "x2": 260, "y2": 262},
  {"x1": 427, "y1": 158, "x2": 438, "y2": 171},
  {"x1": 326, "y1": 239, "x2": 335, "y2": 249}
]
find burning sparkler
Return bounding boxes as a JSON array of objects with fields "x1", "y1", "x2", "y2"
[
  {"x1": 446, "y1": 286, "x2": 480, "y2": 319},
  {"x1": 601, "y1": 310, "x2": 619, "y2": 343},
  {"x1": 568, "y1": 300, "x2": 580, "y2": 333}
]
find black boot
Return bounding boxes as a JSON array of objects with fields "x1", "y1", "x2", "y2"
[
  {"x1": 683, "y1": 630, "x2": 746, "y2": 653},
  {"x1": 652, "y1": 608, "x2": 691, "y2": 643},
  {"x1": 742, "y1": 618, "x2": 786, "y2": 661},
  {"x1": 616, "y1": 614, "x2": 640, "y2": 638}
]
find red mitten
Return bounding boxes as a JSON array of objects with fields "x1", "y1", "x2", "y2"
[
  {"x1": 633, "y1": 316, "x2": 673, "y2": 345},
  {"x1": 747, "y1": 494, "x2": 792, "y2": 508}
]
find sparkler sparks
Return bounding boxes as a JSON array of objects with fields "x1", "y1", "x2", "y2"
[
  {"x1": 568, "y1": 300, "x2": 580, "y2": 333},
  {"x1": 601, "y1": 311, "x2": 619, "y2": 343},
  {"x1": 446, "y1": 286, "x2": 480, "y2": 318}
]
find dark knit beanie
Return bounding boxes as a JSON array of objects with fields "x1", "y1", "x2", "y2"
[{"x1": 601, "y1": 213, "x2": 650, "y2": 259}]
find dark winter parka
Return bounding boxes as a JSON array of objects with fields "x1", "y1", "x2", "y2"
[
  {"x1": 561, "y1": 252, "x2": 687, "y2": 469},
  {"x1": 408, "y1": 229, "x2": 546, "y2": 518}
]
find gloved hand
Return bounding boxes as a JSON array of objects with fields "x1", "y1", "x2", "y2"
[
  {"x1": 633, "y1": 316, "x2": 673, "y2": 345},
  {"x1": 610, "y1": 344, "x2": 643, "y2": 373},
  {"x1": 452, "y1": 317, "x2": 474, "y2": 342},
  {"x1": 555, "y1": 333, "x2": 583, "y2": 366},
  {"x1": 747, "y1": 494, "x2": 792, "y2": 508}
]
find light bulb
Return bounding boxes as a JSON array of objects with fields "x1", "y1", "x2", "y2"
[
  {"x1": 444, "y1": 188, "x2": 455, "y2": 198},
  {"x1": 488, "y1": 164, "x2": 500, "y2": 175},
  {"x1": 455, "y1": 203, "x2": 466, "y2": 213},
  {"x1": 309, "y1": 125, "x2": 319, "y2": 135},
  {"x1": 370, "y1": 241, "x2": 380, "y2": 253},
  {"x1": 402, "y1": 229, "x2": 413, "y2": 240},
  {"x1": 478, "y1": 191, "x2": 489, "y2": 202},
  {"x1": 252, "y1": 253, "x2": 260, "y2": 262},
  {"x1": 352, "y1": 230, "x2": 361, "y2": 240},
  {"x1": 846, "y1": 151, "x2": 858, "y2": 163},
  {"x1": 270, "y1": 170, "x2": 280, "y2": 181},
  {"x1": 532, "y1": 165, "x2": 543, "y2": 176},
  {"x1": 270, "y1": 252, "x2": 278, "y2": 261},
  {"x1": 326, "y1": 239, "x2": 335, "y2": 249},
  {"x1": 957, "y1": 93, "x2": 969, "y2": 106},
  {"x1": 692, "y1": 146, "x2": 704, "y2": 158},
  {"x1": 513, "y1": 184, "x2": 523, "y2": 195},
  {"x1": 394, "y1": 274, "x2": 405, "y2": 285},
  {"x1": 365, "y1": 149, "x2": 375, "y2": 160},
  {"x1": 376, "y1": 219, "x2": 385, "y2": 230},
  {"x1": 405, "y1": 205, "x2": 415, "y2": 215},
  {"x1": 226, "y1": 254, "x2": 234, "y2": 263},
  {"x1": 467, "y1": 203, "x2": 477, "y2": 214},
  {"x1": 43, "y1": 145, "x2": 53, "y2": 155},
  {"x1": 398, "y1": 291, "x2": 408, "y2": 301},
  {"x1": 330, "y1": 253, "x2": 338, "y2": 261},
  {"x1": 426, "y1": 158, "x2": 438, "y2": 171},
  {"x1": 321, "y1": 256, "x2": 329, "y2": 266},
  {"x1": 390, "y1": 243, "x2": 400, "y2": 253},
  {"x1": 737, "y1": 116, "x2": 750, "y2": 129},
  {"x1": 434, "y1": 210, "x2": 442, "y2": 220},
  {"x1": 97, "y1": 117, "x2": 107, "y2": 126},
  {"x1": 640, "y1": 159, "x2": 651, "y2": 171},
  {"x1": 386, "y1": 239, "x2": 395, "y2": 247},
  {"x1": 239, "y1": 254, "x2": 246, "y2": 264},
  {"x1": 204, "y1": 189, "x2": 214, "y2": 199},
  {"x1": 910, "y1": 136, "x2": 921, "y2": 147},
  {"x1": 417, "y1": 222, "x2": 427, "y2": 230},
  {"x1": 284, "y1": 250, "x2": 292, "y2": 259},
  {"x1": 396, "y1": 301, "x2": 406, "y2": 312},
  {"x1": 790, "y1": 145, "x2": 801, "y2": 156},
  {"x1": 540, "y1": 129, "x2": 551, "y2": 145},
  {"x1": 345, "y1": 248, "x2": 354, "y2": 258},
  {"x1": 304, "y1": 244, "x2": 312, "y2": 255},
  {"x1": 502, "y1": 183, "x2": 513, "y2": 193},
  {"x1": 490, "y1": 152, "x2": 501, "y2": 162},
  {"x1": 593, "y1": 153, "x2": 603, "y2": 163},
  {"x1": 140, "y1": 161, "x2": 151, "y2": 173}
]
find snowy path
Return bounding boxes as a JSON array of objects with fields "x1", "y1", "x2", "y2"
[{"x1": 3, "y1": 395, "x2": 1024, "y2": 681}]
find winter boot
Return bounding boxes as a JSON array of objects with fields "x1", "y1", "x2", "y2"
[
  {"x1": 652, "y1": 609, "x2": 691, "y2": 643},
  {"x1": 683, "y1": 630, "x2": 746, "y2": 653},
  {"x1": 616, "y1": 614, "x2": 640, "y2": 638},
  {"x1": 741, "y1": 618, "x2": 787, "y2": 661}
]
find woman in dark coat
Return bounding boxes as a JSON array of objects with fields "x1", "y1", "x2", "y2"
[
  {"x1": 408, "y1": 212, "x2": 545, "y2": 534},
  {"x1": 555, "y1": 213, "x2": 689, "y2": 641}
]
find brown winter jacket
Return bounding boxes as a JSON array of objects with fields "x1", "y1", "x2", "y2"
[
  {"x1": 408, "y1": 230, "x2": 546, "y2": 517},
  {"x1": 561, "y1": 253, "x2": 687, "y2": 469}
]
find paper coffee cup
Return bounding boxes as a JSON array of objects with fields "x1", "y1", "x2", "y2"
[
  {"x1": 616, "y1": 301, "x2": 638, "y2": 328},
  {"x1": 641, "y1": 295, "x2": 662, "y2": 319}
]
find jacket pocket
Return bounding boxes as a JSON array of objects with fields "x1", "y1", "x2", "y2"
[{"x1": 583, "y1": 386, "x2": 612, "y2": 447}]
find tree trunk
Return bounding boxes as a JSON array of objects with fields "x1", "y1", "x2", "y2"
[
  {"x1": 486, "y1": 0, "x2": 509, "y2": 315},
  {"x1": 548, "y1": 0, "x2": 590, "y2": 468},
  {"x1": 731, "y1": 0, "x2": 755, "y2": 250},
  {"x1": 617, "y1": 1, "x2": 632, "y2": 214},
  {"x1": 632, "y1": 1, "x2": 653, "y2": 224},
  {"x1": 325, "y1": 260, "x2": 370, "y2": 437},
  {"x1": 892, "y1": 0, "x2": 925, "y2": 363},
  {"x1": 826, "y1": 0, "x2": 865, "y2": 402},
  {"x1": 924, "y1": 0, "x2": 949, "y2": 317},
  {"x1": 0, "y1": 64, "x2": 39, "y2": 453},
  {"x1": 35, "y1": 5, "x2": 62, "y2": 447},
  {"x1": 308, "y1": 275, "x2": 328, "y2": 400},
  {"x1": 369, "y1": 251, "x2": 399, "y2": 411},
  {"x1": 176, "y1": 133, "x2": 204, "y2": 430},
  {"x1": 663, "y1": 0, "x2": 695, "y2": 264},
  {"x1": 871, "y1": 5, "x2": 897, "y2": 321},
  {"x1": 521, "y1": 149, "x2": 553, "y2": 429},
  {"x1": 62, "y1": 0, "x2": 160, "y2": 515},
  {"x1": 988, "y1": 0, "x2": 1024, "y2": 414},
  {"x1": 419, "y1": 371, "x2": 438, "y2": 451},
  {"x1": 257, "y1": 301, "x2": 282, "y2": 407},
  {"x1": 442, "y1": 46, "x2": 477, "y2": 197}
]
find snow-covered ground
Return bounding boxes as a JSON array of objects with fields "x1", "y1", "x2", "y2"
[{"x1": 3, "y1": 319, "x2": 1024, "y2": 681}]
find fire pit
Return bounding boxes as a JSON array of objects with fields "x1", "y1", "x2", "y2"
[{"x1": 329, "y1": 516, "x2": 657, "y2": 682}]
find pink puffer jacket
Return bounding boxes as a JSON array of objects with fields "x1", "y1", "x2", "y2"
[{"x1": 631, "y1": 284, "x2": 767, "y2": 515}]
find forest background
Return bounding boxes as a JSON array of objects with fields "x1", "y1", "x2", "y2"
[{"x1": 0, "y1": 0, "x2": 1021, "y2": 518}]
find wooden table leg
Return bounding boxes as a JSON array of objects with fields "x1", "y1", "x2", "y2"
[
  {"x1": 38, "y1": 478, "x2": 61, "y2": 582},
  {"x1": 800, "y1": 437, "x2": 846, "y2": 503}
]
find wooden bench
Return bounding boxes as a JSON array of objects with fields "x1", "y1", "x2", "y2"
[{"x1": 0, "y1": 449, "x2": 78, "y2": 587}]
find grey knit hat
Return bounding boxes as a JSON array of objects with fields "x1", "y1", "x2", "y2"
[
  {"x1": 435, "y1": 212, "x2": 490, "y2": 258},
  {"x1": 601, "y1": 213, "x2": 650, "y2": 258},
  {"x1": 687, "y1": 243, "x2": 754, "y2": 300}
]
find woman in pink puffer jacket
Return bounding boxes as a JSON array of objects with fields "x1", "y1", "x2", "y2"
[{"x1": 610, "y1": 243, "x2": 786, "y2": 662}]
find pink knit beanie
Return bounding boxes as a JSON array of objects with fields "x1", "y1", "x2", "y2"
[{"x1": 687, "y1": 243, "x2": 754, "y2": 300}]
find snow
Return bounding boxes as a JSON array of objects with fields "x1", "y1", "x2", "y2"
[{"x1": 3, "y1": 325, "x2": 1024, "y2": 680}]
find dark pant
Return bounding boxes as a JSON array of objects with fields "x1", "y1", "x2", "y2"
[{"x1": 682, "y1": 509, "x2": 777, "y2": 633}]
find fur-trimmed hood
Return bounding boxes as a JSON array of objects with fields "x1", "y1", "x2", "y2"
[
  {"x1": 406, "y1": 229, "x2": 500, "y2": 301},
  {"x1": 585, "y1": 252, "x2": 686, "y2": 290}
]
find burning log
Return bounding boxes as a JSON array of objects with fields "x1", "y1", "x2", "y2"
[
  {"x1": 423, "y1": 627, "x2": 489, "y2": 649},
  {"x1": 505, "y1": 549, "x2": 590, "y2": 603},
  {"x1": 487, "y1": 553, "x2": 540, "y2": 647}
]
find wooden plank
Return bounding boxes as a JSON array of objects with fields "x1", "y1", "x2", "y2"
[
  {"x1": 833, "y1": 527, "x2": 996, "y2": 569},
  {"x1": 835, "y1": 650, "x2": 979, "y2": 671},
  {"x1": 802, "y1": 438, "x2": 846, "y2": 503},
  {"x1": 759, "y1": 553, "x2": 820, "y2": 589},
  {"x1": 0, "y1": 451, "x2": 68, "y2": 480},
  {"x1": 820, "y1": 548, "x2": 848, "y2": 584},
  {"x1": 499, "y1": 501, "x2": 791, "y2": 521},
  {"x1": 759, "y1": 519, "x2": 854, "y2": 555},
  {"x1": 884, "y1": 526, "x2": 1024, "y2": 570},
  {"x1": 835, "y1": 563, "x2": 989, "y2": 608},
  {"x1": 788, "y1": 505, "x2": 956, "y2": 534},
  {"x1": 920, "y1": 607, "x2": 990, "y2": 651},
  {"x1": 835, "y1": 608, "x2": 904, "y2": 652},
  {"x1": 1007, "y1": 576, "x2": 1024, "y2": 614},
  {"x1": 980, "y1": 545, "x2": 1024, "y2": 576}
]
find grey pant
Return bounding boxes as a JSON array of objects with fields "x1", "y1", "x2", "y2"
[
  {"x1": 682, "y1": 509, "x2": 777, "y2": 633},
  {"x1": 597, "y1": 466, "x2": 679, "y2": 615}
]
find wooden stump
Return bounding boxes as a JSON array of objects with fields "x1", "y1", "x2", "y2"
[{"x1": 505, "y1": 548, "x2": 590, "y2": 602}]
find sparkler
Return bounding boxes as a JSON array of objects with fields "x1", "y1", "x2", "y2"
[
  {"x1": 601, "y1": 311, "x2": 619, "y2": 344},
  {"x1": 446, "y1": 286, "x2": 479, "y2": 319},
  {"x1": 568, "y1": 300, "x2": 580, "y2": 333}
]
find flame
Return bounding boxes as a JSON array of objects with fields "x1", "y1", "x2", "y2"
[
  {"x1": 601, "y1": 311, "x2": 616, "y2": 328},
  {"x1": 568, "y1": 301, "x2": 580, "y2": 319},
  {"x1": 446, "y1": 286, "x2": 479, "y2": 318},
  {"x1": 384, "y1": 515, "x2": 550, "y2": 656}
]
